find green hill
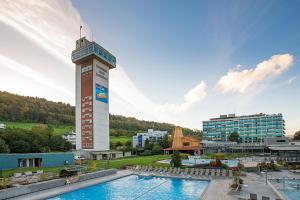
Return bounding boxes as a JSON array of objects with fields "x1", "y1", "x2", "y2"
[{"x1": 0, "y1": 91, "x2": 201, "y2": 138}]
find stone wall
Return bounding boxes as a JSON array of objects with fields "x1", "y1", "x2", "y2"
[{"x1": 0, "y1": 169, "x2": 117, "y2": 200}]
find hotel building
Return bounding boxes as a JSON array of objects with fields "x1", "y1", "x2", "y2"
[
  {"x1": 72, "y1": 37, "x2": 116, "y2": 151},
  {"x1": 202, "y1": 113, "x2": 285, "y2": 143}
]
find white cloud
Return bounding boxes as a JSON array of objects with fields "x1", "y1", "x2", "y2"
[
  {"x1": 0, "y1": 54, "x2": 72, "y2": 97},
  {"x1": 0, "y1": 0, "x2": 90, "y2": 66},
  {"x1": 0, "y1": 0, "x2": 207, "y2": 128},
  {"x1": 157, "y1": 81, "x2": 207, "y2": 113},
  {"x1": 216, "y1": 54, "x2": 294, "y2": 93}
]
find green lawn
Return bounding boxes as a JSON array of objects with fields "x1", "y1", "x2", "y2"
[
  {"x1": 88, "y1": 154, "x2": 171, "y2": 169},
  {"x1": 110, "y1": 136, "x2": 131, "y2": 144},
  {"x1": 4, "y1": 121, "x2": 74, "y2": 135}
]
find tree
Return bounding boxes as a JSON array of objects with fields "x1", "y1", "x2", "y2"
[
  {"x1": 159, "y1": 135, "x2": 171, "y2": 149},
  {"x1": 0, "y1": 138, "x2": 10, "y2": 153},
  {"x1": 152, "y1": 144, "x2": 163, "y2": 155},
  {"x1": 10, "y1": 140, "x2": 30, "y2": 153},
  {"x1": 229, "y1": 132, "x2": 240, "y2": 142},
  {"x1": 170, "y1": 151, "x2": 181, "y2": 167},
  {"x1": 144, "y1": 138, "x2": 154, "y2": 150},
  {"x1": 294, "y1": 131, "x2": 300, "y2": 140}
]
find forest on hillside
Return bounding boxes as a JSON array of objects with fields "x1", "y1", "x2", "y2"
[{"x1": 0, "y1": 91, "x2": 201, "y2": 137}]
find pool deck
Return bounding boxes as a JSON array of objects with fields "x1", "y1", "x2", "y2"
[
  {"x1": 7, "y1": 170, "x2": 286, "y2": 200},
  {"x1": 202, "y1": 172, "x2": 281, "y2": 200},
  {"x1": 8, "y1": 170, "x2": 133, "y2": 200}
]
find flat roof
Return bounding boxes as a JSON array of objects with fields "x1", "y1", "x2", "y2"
[
  {"x1": 71, "y1": 41, "x2": 116, "y2": 68},
  {"x1": 268, "y1": 146, "x2": 300, "y2": 151}
]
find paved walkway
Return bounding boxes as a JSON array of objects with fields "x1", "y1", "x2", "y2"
[
  {"x1": 9, "y1": 170, "x2": 132, "y2": 200},
  {"x1": 235, "y1": 173, "x2": 280, "y2": 200},
  {"x1": 202, "y1": 179, "x2": 237, "y2": 200},
  {"x1": 202, "y1": 172, "x2": 281, "y2": 200}
]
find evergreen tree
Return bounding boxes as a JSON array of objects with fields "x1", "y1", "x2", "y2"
[
  {"x1": 229, "y1": 132, "x2": 240, "y2": 143},
  {"x1": 170, "y1": 151, "x2": 181, "y2": 167}
]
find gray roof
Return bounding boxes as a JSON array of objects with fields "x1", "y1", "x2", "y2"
[{"x1": 268, "y1": 146, "x2": 300, "y2": 151}]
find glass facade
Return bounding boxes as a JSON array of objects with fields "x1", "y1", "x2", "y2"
[{"x1": 202, "y1": 113, "x2": 285, "y2": 143}]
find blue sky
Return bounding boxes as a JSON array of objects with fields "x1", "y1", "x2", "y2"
[{"x1": 0, "y1": 0, "x2": 299, "y2": 135}]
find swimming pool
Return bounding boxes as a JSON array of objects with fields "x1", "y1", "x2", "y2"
[
  {"x1": 158, "y1": 158, "x2": 239, "y2": 167},
  {"x1": 277, "y1": 179, "x2": 300, "y2": 200},
  {"x1": 48, "y1": 175, "x2": 209, "y2": 200},
  {"x1": 269, "y1": 178, "x2": 300, "y2": 200}
]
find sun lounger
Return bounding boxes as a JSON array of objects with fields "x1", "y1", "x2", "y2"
[
  {"x1": 14, "y1": 173, "x2": 22, "y2": 178},
  {"x1": 199, "y1": 168, "x2": 204, "y2": 176},
  {"x1": 211, "y1": 169, "x2": 216, "y2": 176},
  {"x1": 25, "y1": 171, "x2": 33, "y2": 176},
  {"x1": 249, "y1": 193, "x2": 257, "y2": 200},
  {"x1": 183, "y1": 168, "x2": 189, "y2": 175},
  {"x1": 216, "y1": 169, "x2": 220, "y2": 176},
  {"x1": 176, "y1": 168, "x2": 181, "y2": 174},
  {"x1": 193, "y1": 168, "x2": 199, "y2": 176},
  {"x1": 222, "y1": 169, "x2": 227, "y2": 177},
  {"x1": 228, "y1": 170, "x2": 233, "y2": 177},
  {"x1": 205, "y1": 169, "x2": 210, "y2": 176},
  {"x1": 189, "y1": 168, "x2": 194, "y2": 175}
]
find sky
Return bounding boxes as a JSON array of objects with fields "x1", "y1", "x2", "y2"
[{"x1": 0, "y1": 0, "x2": 299, "y2": 135}]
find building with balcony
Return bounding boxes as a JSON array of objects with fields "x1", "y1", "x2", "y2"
[
  {"x1": 203, "y1": 113, "x2": 285, "y2": 143},
  {"x1": 62, "y1": 132, "x2": 76, "y2": 146},
  {"x1": 132, "y1": 129, "x2": 168, "y2": 148}
]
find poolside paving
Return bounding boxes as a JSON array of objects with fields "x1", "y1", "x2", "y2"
[
  {"x1": 203, "y1": 172, "x2": 281, "y2": 200},
  {"x1": 202, "y1": 179, "x2": 237, "y2": 200}
]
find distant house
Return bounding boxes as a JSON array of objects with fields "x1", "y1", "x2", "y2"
[
  {"x1": 132, "y1": 129, "x2": 168, "y2": 148},
  {"x1": 164, "y1": 127, "x2": 202, "y2": 155},
  {"x1": 62, "y1": 131, "x2": 76, "y2": 146},
  {"x1": 0, "y1": 123, "x2": 6, "y2": 130}
]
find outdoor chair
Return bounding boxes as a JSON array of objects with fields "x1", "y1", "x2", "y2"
[
  {"x1": 216, "y1": 169, "x2": 221, "y2": 176},
  {"x1": 249, "y1": 193, "x2": 257, "y2": 200},
  {"x1": 184, "y1": 168, "x2": 189, "y2": 175},
  {"x1": 228, "y1": 170, "x2": 233, "y2": 177},
  {"x1": 262, "y1": 196, "x2": 270, "y2": 200}
]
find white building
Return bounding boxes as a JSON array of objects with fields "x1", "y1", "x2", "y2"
[
  {"x1": 0, "y1": 123, "x2": 6, "y2": 130},
  {"x1": 132, "y1": 129, "x2": 168, "y2": 148},
  {"x1": 62, "y1": 132, "x2": 76, "y2": 146},
  {"x1": 72, "y1": 37, "x2": 116, "y2": 151}
]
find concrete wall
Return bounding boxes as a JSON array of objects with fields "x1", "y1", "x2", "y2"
[
  {"x1": 0, "y1": 153, "x2": 74, "y2": 170},
  {"x1": 93, "y1": 59, "x2": 110, "y2": 151},
  {"x1": 0, "y1": 169, "x2": 117, "y2": 200}
]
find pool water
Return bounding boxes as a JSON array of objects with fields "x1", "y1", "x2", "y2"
[
  {"x1": 48, "y1": 175, "x2": 209, "y2": 200},
  {"x1": 278, "y1": 179, "x2": 300, "y2": 200}
]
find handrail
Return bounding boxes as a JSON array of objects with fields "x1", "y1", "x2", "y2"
[{"x1": 133, "y1": 180, "x2": 168, "y2": 199}]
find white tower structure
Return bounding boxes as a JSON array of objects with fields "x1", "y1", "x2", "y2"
[{"x1": 72, "y1": 37, "x2": 116, "y2": 151}]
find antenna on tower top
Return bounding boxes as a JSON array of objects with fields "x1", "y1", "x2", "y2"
[{"x1": 80, "y1": 25, "x2": 82, "y2": 39}]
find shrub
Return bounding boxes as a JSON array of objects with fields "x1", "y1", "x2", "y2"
[
  {"x1": 171, "y1": 151, "x2": 181, "y2": 167},
  {"x1": 152, "y1": 144, "x2": 163, "y2": 155},
  {"x1": 140, "y1": 150, "x2": 152, "y2": 156}
]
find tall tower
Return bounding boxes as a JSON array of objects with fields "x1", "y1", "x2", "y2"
[{"x1": 71, "y1": 37, "x2": 116, "y2": 151}]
